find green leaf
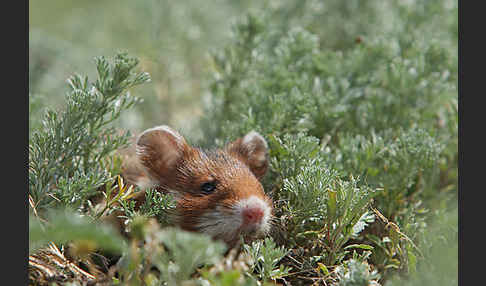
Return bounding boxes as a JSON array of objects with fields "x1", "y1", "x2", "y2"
[
  {"x1": 327, "y1": 188, "x2": 337, "y2": 221},
  {"x1": 29, "y1": 208, "x2": 126, "y2": 254},
  {"x1": 351, "y1": 211, "x2": 375, "y2": 238},
  {"x1": 317, "y1": 262, "x2": 330, "y2": 276},
  {"x1": 344, "y1": 244, "x2": 374, "y2": 251},
  {"x1": 407, "y1": 245, "x2": 417, "y2": 277},
  {"x1": 154, "y1": 228, "x2": 227, "y2": 283}
]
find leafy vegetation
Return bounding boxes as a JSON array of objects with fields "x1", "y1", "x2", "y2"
[
  {"x1": 29, "y1": 53, "x2": 149, "y2": 212},
  {"x1": 29, "y1": 1, "x2": 457, "y2": 285}
]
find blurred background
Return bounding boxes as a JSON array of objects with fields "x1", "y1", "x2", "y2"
[
  {"x1": 29, "y1": 0, "x2": 457, "y2": 137},
  {"x1": 29, "y1": 0, "x2": 256, "y2": 134}
]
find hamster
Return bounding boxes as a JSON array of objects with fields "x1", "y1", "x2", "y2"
[{"x1": 132, "y1": 125, "x2": 273, "y2": 247}]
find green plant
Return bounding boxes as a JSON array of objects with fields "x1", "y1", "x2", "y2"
[
  {"x1": 243, "y1": 237, "x2": 291, "y2": 282},
  {"x1": 114, "y1": 221, "x2": 228, "y2": 286},
  {"x1": 117, "y1": 187, "x2": 176, "y2": 227},
  {"x1": 385, "y1": 207, "x2": 457, "y2": 286},
  {"x1": 29, "y1": 209, "x2": 126, "y2": 254},
  {"x1": 196, "y1": 5, "x2": 456, "y2": 284},
  {"x1": 29, "y1": 52, "x2": 149, "y2": 213},
  {"x1": 329, "y1": 128, "x2": 443, "y2": 219},
  {"x1": 334, "y1": 258, "x2": 380, "y2": 286},
  {"x1": 154, "y1": 228, "x2": 227, "y2": 284}
]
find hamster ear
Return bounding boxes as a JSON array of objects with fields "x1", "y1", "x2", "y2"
[
  {"x1": 227, "y1": 131, "x2": 269, "y2": 180},
  {"x1": 136, "y1": 125, "x2": 189, "y2": 185}
]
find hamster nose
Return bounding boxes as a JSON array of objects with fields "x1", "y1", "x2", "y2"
[{"x1": 242, "y1": 207, "x2": 264, "y2": 224}]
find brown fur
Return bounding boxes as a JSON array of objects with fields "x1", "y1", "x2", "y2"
[{"x1": 129, "y1": 126, "x2": 273, "y2": 246}]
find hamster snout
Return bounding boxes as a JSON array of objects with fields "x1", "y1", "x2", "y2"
[
  {"x1": 242, "y1": 207, "x2": 264, "y2": 225},
  {"x1": 238, "y1": 196, "x2": 270, "y2": 232}
]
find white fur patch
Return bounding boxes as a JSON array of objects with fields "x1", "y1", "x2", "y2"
[
  {"x1": 196, "y1": 196, "x2": 271, "y2": 240},
  {"x1": 242, "y1": 131, "x2": 268, "y2": 166},
  {"x1": 134, "y1": 175, "x2": 156, "y2": 189},
  {"x1": 242, "y1": 131, "x2": 268, "y2": 150},
  {"x1": 196, "y1": 206, "x2": 243, "y2": 244},
  {"x1": 234, "y1": 196, "x2": 272, "y2": 233}
]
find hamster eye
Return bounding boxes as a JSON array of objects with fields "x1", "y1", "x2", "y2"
[{"x1": 200, "y1": 182, "x2": 217, "y2": 194}]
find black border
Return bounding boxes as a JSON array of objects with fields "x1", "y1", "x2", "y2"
[
  {"x1": 7, "y1": 0, "x2": 28, "y2": 284},
  {"x1": 459, "y1": 1, "x2": 477, "y2": 285}
]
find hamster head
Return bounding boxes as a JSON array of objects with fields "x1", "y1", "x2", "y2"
[{"x1": 135, "y1": 125, "x2": 273, "y2": 246}]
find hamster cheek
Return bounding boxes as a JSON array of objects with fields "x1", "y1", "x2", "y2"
[{"x1": 195, "y1": 206, "x2": 243, "y2": 242}]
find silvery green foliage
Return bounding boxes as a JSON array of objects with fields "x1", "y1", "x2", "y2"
[
  {"x1": 203, "y1": 7, "x2": 456, "y2": 140},
  {"x1": 243, "y1": 237, "x2": 290, "y2": 282},
  {"x1": 267, "y1": 132, "x2": 376, "y2": 265},
  {"x1": 198, "y1": 2, "x2": 456, "y2": 283},
  {"x1": 117, "y1": 188, "x2": 177, "y2": 227},
  {"x1": 113, "y1": 225, "x2": 228, "y2": 286},
  {"x1": 29, "y1": 53, "x2": 150, "y2": 211},
  {"x1": 335, "y1": 259, "x2": 380, "y2": 286},
  {"x1": 29, "y1": 209, "x2": 126, "y2": 254},
  {"x1": 154, "y1": 228, "x2": 227, "y2": 284},
  {"x1": 329, "y1": 128, "x2": 443, "y2": 218}
]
